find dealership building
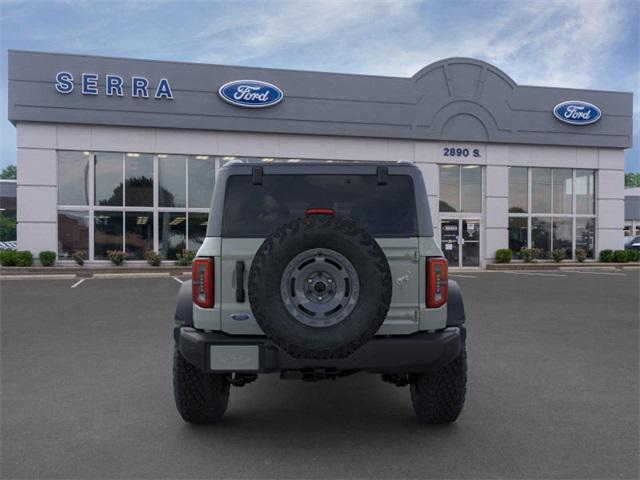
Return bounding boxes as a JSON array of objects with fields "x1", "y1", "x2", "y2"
[{"x1": 7, "y1": 50, "x2": 633, "y2": 267}]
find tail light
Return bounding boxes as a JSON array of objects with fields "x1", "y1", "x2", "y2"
[
  {"x1": 305, "y1": 208, "x2": 335, "y2": 216},
  {"x1": 427, "y1": 258, "x2": 448, "y2": 308},
  {"x1": 192, "y1": 257, "x2": 214, "y2": 308}
]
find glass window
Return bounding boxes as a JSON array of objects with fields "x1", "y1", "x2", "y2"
[
  {"x1": 125, "y1": 153, "x2": 153, "y2": 207},
  {"x1": 508, "y1": 217, "x2": 527, "y2": 258},
  {"x1": 94, "y1": 211, "x2": 123, "y2": 259},
  {"x1": 576, "y1": 170, "x2": 595, "y2": 214},
  {"x1": 553, "y1": 169, "x2": 572, "y2": 214},
  {"x1": 461, "y1": 165, "x2": 481, "y2": 212},
  {"x1": 531, "y1": 168, "x2": 552, "y2": 213},
  {"x1": 188, "y1": 212, "x2": 209, "y2": 251},
  {"x1": 439, "y1": 165, "x2": 459, "y2": 212},
  {"x1": 552, "y1": 217, "x2": 573, "y2": 258},
  {"x1": 58, "y1": 151, "x2": 90, "y2": 205},
  {"x1": 188, "y1": 156, "x2": 215, "y2": 208},
  {"x1": 58, "y1": 210, "x2": 89, "y2": 259},
  {"x1": 159, "y1": 212, "x2": 186, "y2": 260},
  {"x1": 508, "y1": 167, "x2": 528, "y2": 213},
  {"x1": 576, "y1": 218, "x2": 595, "y2": 259},
  {"x1": 158, "y1": 155, "x2": 186, "y2": 207},
  {"x1": 222, "y1": 174, "x2": 418, "y2": 237},
  {"x1": 125, "y1": 212, "x2": 154, "y2": 260},
  {"x1": 95, "y1": 153, "x2": 123, "y2": 206},
  {"x1": 531, "y1": 217, "x2": 551, "y2": 259}
]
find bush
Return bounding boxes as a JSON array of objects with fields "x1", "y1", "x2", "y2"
[
  {"x1": 575, "y1": 249, "x2": 587, "y2": 263},
  {"x1": 145, "y1": 250, "x2": 161, "y2": 266},
  {"x1": 0, "y1": 249, "x2": 18, "y2": 266},
  {"x1": 39, "y1": 250, "x2": 57, "y2": 267},
  {"x1": 495, "y1": 249, "x2": 512, "y2": 263},
  {"x1": 613, "y1": 250, "x2": 628, "y2": 263},
  {"x1": 551, "y1": 249, "x2": 565, "y2": 263},
  {"x1": 15, "y1": 250, "x2": 34, "y2": 267},
  {"x1": 73, "y1": 250, "x2": 87, "y2": 266},
  {"x1": 107, "y1": 250, "x2": 127, "y2": 266},
  {"x1": 175, "y1": 249, "x2": 195, "y2": 266},
  {"x1": 626, "y1": 249, "x2": 639, "y2": 262},
  {"x1": 520, "y1": 248, "x2": 533, "y2": 263},
  {"x1": 599, "y1": 249, "x2": 614, "y2": 262}
]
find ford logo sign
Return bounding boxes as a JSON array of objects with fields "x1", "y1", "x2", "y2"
[
  {"x1": 218, "y1": 80, "x2": 283, "y2": 108},
  {"x1": 553, "y1": 100, "x2": 601, "y2": 125}
]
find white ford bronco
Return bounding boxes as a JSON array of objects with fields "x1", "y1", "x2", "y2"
[{"x1": 174, "y1": 161, "x2": 467, "y2": 423}]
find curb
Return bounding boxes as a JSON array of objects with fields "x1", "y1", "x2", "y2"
[
  {"x1": 0, "y1": 269, "x2": 192, "y2": 280},
  {"x1": 486, "y1": 262, "x2": 638, "y2": 271}
]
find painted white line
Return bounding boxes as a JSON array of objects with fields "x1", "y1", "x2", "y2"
[
  {"x1": 172, "y1": 276, "x2": 184, "y2": 284},
  {"x1": 499, "y1": 271, "x2": 566, "y2": 277},
  {"x1": 0, "y1": 274, "x2": 76, "y2": 281},
  {"x1": 70, "y1": 278, "x2": 86, "y2": 288},
  {"x1": 450, "y1": 274, "x2": 477, "y2": 278},
  {"x1": 93, "y1": 272, "x2": 171, "y2": 279},
  {"x1": 568, "y1": 270, "x2": 626, "y2": 276}
]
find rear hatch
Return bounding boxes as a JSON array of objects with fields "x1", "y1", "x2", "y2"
[{"x1": 218, "y1": 170, "x2": 421, "y2": 335}]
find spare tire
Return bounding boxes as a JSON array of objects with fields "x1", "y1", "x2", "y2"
[{"x1": 248, "y1": 215, "x2": 392, "y2": 359}]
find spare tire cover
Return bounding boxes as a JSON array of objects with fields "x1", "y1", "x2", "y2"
[{"x1": 248, "y1": 215, "x2": 392, "y2": 359}]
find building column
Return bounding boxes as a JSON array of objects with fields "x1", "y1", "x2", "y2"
[
  {"x1": 415, "y1": 162, "x2": 440, "y2": 243},
  {"x1": 484, "y1": 165, "x2": 509, "y2": 263},
  {"x1": 16, "y1": 123, "x2": 58, "y2": 256},
  {"x1": 596, "y1": 149, "x2": 625, "y2": 253}
]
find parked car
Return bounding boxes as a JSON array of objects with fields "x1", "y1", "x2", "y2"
[
  {"x1": 173, "y1": 161, "x2": 467, "y2": 424},
  {"x1": 624, "y1": 236, "x2": 640, "y2": 250}
]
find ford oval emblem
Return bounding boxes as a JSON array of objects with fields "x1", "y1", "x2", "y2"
[
  {"x1": 230, "y1": 312, "x2": 250, "y2": 321},
  {"x1": 218, "y1": 80, "x2": 284, "y2": 108},
  {"x1": 553, "y1": 100, "x2": 601, "y2": 125}
]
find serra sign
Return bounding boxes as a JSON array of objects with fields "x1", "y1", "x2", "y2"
[{"x1": 55, "y1": 72, "x2": 174, "y2": 99}]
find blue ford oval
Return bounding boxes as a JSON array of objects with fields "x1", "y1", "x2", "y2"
[
  {"x1": 218, "y1": 80, "x2": 284, "y2": 108},
  {"x1": 553, "y1": 100, "x2": 601, "y2": 125}
]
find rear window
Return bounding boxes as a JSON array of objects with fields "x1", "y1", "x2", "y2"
[{"x1": 222, "y1": 174, "x2": 417, "y2": 237}]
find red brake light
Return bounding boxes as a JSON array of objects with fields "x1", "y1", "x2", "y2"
[
  {"x1": 192, "y1": 257, "x2": 214, "y2": 308},
  {"x1": 427, "y1": 258, "x2": 448, "y2": 308},
  {"x1": 305, "y1": 208, "x2": 335, "y2": 216}
]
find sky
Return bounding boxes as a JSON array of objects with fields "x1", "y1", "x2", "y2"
[{"x1": 0, "y1": 0, "x2": 638, "y2": 172}]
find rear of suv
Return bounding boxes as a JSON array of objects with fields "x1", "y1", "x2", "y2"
[{"x1": 174, "y1": 161, "x2": 467, "y2": 423}]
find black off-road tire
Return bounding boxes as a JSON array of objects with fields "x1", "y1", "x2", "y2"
[
  {"x1": 410, "y1": 347, "x2": 467, "y2": 424},
  {"x1": 173, "y1": 344, "x2": 230, "y2": 424},
  {"x1": 248, "y1": 215, "x2": 392, "y2": 359}
]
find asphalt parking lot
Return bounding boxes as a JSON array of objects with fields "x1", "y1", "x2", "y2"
[{"x1": 1, "y1": 270, "x2": 639, "y2": 479}]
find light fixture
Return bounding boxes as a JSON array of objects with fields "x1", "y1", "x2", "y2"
[
  {"x1": 287, "y1": 159, "x2": 300, "y2": 163},
  {"x1": 262, "y1": 157, "x2": 274, "y2": 162},
  {"x1": 169, "y1": 216, "x2": 186, "y2": 225},
  {"x1": 195, "y1": 155, "x2": 209, "y2": 160},
  {"x1": 126, "y1": 153, "x2": 140, "y2": 157},
  {"x1": 158, "y1": 154, "x2": 167, "y2": 159},
  {"x1": 222, "y1": 156, "x2": 236, "y2": 161},
  {"x1": 463, "y1": 165, "x2": 479, "y2": 169},
  {"x1": 136, "y1": 216, "x2": 149, "y2": 225},
  {"x1": 441, "y1": 164, "x2": 456, "y2": 168},
  {"x1": 82, "y1": 151, "x2": 91, "y2": 156}
]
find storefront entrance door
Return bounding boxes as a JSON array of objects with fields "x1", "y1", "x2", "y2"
[{"x1": 440, "y1": 218, "x2": 481, "y2": 267}]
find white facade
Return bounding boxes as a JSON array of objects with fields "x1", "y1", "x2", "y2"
[{"x1": 16, "y1": 122, "x2": 626, "y2": 267}]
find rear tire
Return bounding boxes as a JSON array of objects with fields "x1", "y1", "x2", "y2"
[
  {"x1": 410, "y1": 347, "x2": 467, "y2": 424},
  {"x1": 173, "y1": 344, "x2": 230, "y2": 424}
]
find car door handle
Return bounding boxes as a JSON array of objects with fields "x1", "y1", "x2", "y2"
[{"x1": 235, "y1": 261, "x2": 245, "y2": 303}]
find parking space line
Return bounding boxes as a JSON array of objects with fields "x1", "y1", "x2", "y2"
[
  {"x1": 172, "y1": 276, "x2": 184, "y2": 284},
  {"x1": 568, "y1": 270, "x2": 626, "y2": 276},
  {"x1": 450, "y1": 274, "x2": 477, "y2": 278},
  {"x1": 70, "y1": 278, "x2": 86, "y2": 288},
  {"x1": 499, "y1": 271, "x2": 566, "y2": 277}
]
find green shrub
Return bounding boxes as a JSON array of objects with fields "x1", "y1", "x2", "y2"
[
  {"x1": 575, "y1": 249, "x2": 587, "y2": 263},
  {"x1": 599, "y1": 249, "x2": 614, "y2": 262},
  {"x1": 39, "y1": 250, "x2": 57, "y2": 267},
  {"x1": 626, "y1": 249, "x2": 639, "y2": 262},
  {"x1": 107, "y1": 250, "x2": 127, "y2": 266},
  {"x1": 495, "y1": 249, "x2": 512, "y2": 263},
  {"x1": 613, "y1": 250, "x2": 628, "y2": 263},
  {"x1": 15, "y1": 250, "x2": 34, "y2": 267},
  {"x1": 175, "y1": 249, "x2": 195, "y2": 266},
  {"x1": 520, "y1": 248, "x2": 534, "y2": 263},
  {"x1": 73, "y1": 250, "x2": 87, "y2": 266},
  {"x1": 0, "y1": 249, "x2": 18, "y2": 266},
  {"x1": 551, "y1": 249, "x2": 565, "y2": 263},
  {"x1": 144, "y1": 250, "x2": 161, "y2": 266}
]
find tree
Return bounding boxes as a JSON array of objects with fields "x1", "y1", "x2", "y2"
[
  {"x1": 625, "y1": 172, "x2": 640, "y2": 188},
  {"x1": 1, "y1": 165, "x2": 16, "y2": 179}
]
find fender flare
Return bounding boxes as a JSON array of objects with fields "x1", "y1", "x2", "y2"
[
  {"x1": 446, "y1": 279, "x2": 466, "y2": 327},
  {"x1": 175, "y1": 279, "x2": 194, "y2": 327}
]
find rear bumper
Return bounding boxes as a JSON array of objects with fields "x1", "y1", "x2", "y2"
[{"x1": 175, "y1": 326, "x2": 465, "y2": 375}]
